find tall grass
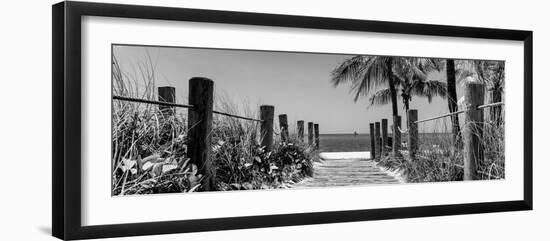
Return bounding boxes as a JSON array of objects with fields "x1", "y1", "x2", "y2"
[
  {"x1": 112, "y1": 54, "x2": 195, "y2": 195},
  {"x1": 378, "y1": 112, "x2": 505, "y2": 182},
  {"x1": 112, "y1": 54, "x2": 317, "y2": 195}
]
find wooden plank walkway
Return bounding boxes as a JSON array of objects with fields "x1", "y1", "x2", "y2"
[{"x1": 293, "y1": 157, "x2": 402, "y2": 188}]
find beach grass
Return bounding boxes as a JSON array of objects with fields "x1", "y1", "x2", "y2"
[
  {"x1": 377, "y1": 117, "x2": 505, "y2": 182},
  {"x1": 111, "y1": 55, "x2": 317, "y2": 195}
]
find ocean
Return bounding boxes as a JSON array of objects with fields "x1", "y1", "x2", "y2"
[
  {"x1": 319, "y1": 133, "x2": 453, "y2": 152},
  {"x1": 319, "y1": 134, "x2": 371, "y2": 152}
]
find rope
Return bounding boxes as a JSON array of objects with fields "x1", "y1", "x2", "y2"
[
  {"x1": 414, "y1": 102, "x2": 504, "y2": 124},
  {"x1": 113, "y1": 95, "x2": 263, "y2": 122},
  {"x1": 113, "y1": 95, "x2": 193, "y2": 108},
  {"x1": 477, "y1": 102, "x2": 504, "y2": 109},
  {"x1": 213, "y1": 110, "x2": 263, "y2": 122},
  {"x1": 415, "y1": 110, "x2": 465, "y2": 124}
]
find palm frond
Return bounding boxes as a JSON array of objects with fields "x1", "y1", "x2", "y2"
[
  {"x1": 361, "y1": 57, "x2": 390, "y2": 90},
  {"x1": 411, "y1": 80, "x2": 447, "y2": 103},
  {"x1": 331, "y1": 55, "x2": 392, "y2": 103},
  {"x1": 413, "y1": 57, "x2": 444, "y2": 73},
  {"x1": 368, "y1": 87, "x2": 393, "y2": 106},
  {"x1": 331, "y1": 56, "x2": 370, "y2": 86}
]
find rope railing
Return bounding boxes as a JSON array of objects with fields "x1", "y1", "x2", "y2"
[
  {"x1": 212, "y1": 110, "x2": 263, "y2": 122},
  {"x1": 114, "y1": 80, "x2": 320, "y2": 192},
  {"x1": 113, "y1": 95, "x2": 194, "y2": 108},
  {"x1": 113, "y1": 92, "x2": 319, "y2": 152},
  {"x1": 113, "y1": 95, "x2": 263, "y2": 122},
  {"x1": 477, "y1": 102, "x2": 504, "y2": 109},
  {"x1": 397, "y1": 101, "x2": 505, "y2": 132},
  {"x1": 414, "y1": 102, "x2": 504, "y2": 124},
  {"x1": 415, "y1": 110, "x2": 465, "y2": 124}
]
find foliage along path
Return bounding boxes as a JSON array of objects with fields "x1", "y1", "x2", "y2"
[{"x1": 292, "y1": 155, "x2": 403, "y2": 188}]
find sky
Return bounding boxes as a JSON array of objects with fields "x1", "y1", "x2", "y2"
[{"x1": 113, "y1": 45, "x2": 465, "y2": 134}]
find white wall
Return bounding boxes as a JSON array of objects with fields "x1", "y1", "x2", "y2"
[{"x1": 0, "y1": 0, "x2": 547, "y2": 240}]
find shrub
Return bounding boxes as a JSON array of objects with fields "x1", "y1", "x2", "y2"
[{"x1": 212, "y1": 115, "x2": 317, "y2": 191}]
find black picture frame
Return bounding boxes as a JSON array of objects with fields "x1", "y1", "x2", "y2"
[{"x1": 52, "y1": 1, "x2": 533, "y2": 240}]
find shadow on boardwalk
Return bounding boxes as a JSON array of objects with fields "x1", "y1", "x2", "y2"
[{"x1": 292, "y1": 155, "x2": 403, "y2": 188}]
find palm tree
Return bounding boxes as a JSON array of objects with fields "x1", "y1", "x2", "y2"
[
  {"x1": 368, "y1": 78, "x2": 447, "y2": 111},
  {"x1": 368, "y1": 58, "x2": 447, "y2": 112},
  {"x1": 331, "y1": 56, "x2": 399, "y2": 116}
]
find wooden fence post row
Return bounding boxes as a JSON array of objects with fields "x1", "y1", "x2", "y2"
[
  {"x1": 363, "y1": 83, "x2": 485, "y2": 181},
  {"x1": 187, "y1": 77, "x2": 214, "y2": 191},
  {"x1": 162, "y1": 77, "x2": 327, "y2": 191},
  {"x1": 280, "y1": 119, "x2": 317, "y2": 147},
  {"x1": 369, "y1": 116, "x2": 402, "y2": 160},
  {"x1": 463, "y1": 82, "x2": 485, "y2": 180}
]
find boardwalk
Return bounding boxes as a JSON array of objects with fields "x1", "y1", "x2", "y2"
[{"x1": 293, "y1": 152, "x2": 403, "y2": 188}]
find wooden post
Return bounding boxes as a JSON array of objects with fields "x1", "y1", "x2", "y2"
[
  {"x1": 375, "y1": 122, "x2": 381, "y2": 159},
  {"x1": 407, "y1": 109, "x2": 418, "y2": 160},
  {"x1": 278, "y1": 114, "x2": 289, "y2": 142},
  {"x1": 382, "y1": 118, "x2": 388, "y2": 156},
  {"x1": 187, "y1": 77, "x2": 214, "y2": 191},
  {"x1": 314, "y1": 124, "x2": 320, "y2": 149},
  {"x1": 158, "y1": 86, "x2": 175, "y2": 115},
  {"x1": 297, "y1": 120, "x2": 305, "y2": 140},
  {"x1": 392, "y1": 115, "x2": 402, "y2": 157},
  {"x1": 463, "y1": 82, "x2": 485, "y2": 180},
  {"x1": 369, "y1": 123, "x2": 376, "y2": 159},
  {"x1": 260, "y1": 105, "x2": 274, "y2": 152},
  {"x1": 308, "y1": 122, "x2": 314, "y2": 145}
]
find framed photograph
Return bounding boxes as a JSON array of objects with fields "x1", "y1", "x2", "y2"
[{"x1": 52, "y1": 1, "x2": 532, "y2": 240}]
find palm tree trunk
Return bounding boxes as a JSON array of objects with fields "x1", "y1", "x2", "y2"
[
  {"x1": 401, "y1": 90, "x2": 410, "y2": 111},
  {"x1": 387, "y1": 58, "x2": 399, "y2": 116},
  {"x1": 401, "y1": 92, "x2": 410, "y2": 127},
  {"x1": 446, "y1": 59, "x2": 462, "y2": 147},
  {"x1": 403, "y1": 98, "x2": 410, "y2": 112}
]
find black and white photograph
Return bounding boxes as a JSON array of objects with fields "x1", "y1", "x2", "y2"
[
  {"x1": 111, "y1": 44, "x2": 505, "y2": 195},
  {"x1": 2, "y1": 0, "x2": 545, "y2": 240}
]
